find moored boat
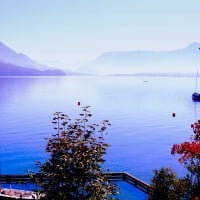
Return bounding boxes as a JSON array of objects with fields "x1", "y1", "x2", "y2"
[
  {"x1": 0, "y1": 188, "x2": 38, "y2": 200},
  {"x1": 192, "y1": 70, "x2": 200, "y2": 102},
  {"x1": 192, "y1": 92, "x2": 200, "y2": 102}
]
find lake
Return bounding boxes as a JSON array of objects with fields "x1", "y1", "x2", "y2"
[{"x1": 0, "y1": 75, "x2": 199, "y2": 199}]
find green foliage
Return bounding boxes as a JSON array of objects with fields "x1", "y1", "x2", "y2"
[
  {"x1": 30, "y1": 106, "x2": 118, "y2": 200},
  {"x1": 148, "y1": 167, "x2": 186, "y2": 200}
]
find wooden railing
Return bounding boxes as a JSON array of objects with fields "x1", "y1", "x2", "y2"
[{"x1": 0, "y1": 172, "x2": 151, "y2": 194}]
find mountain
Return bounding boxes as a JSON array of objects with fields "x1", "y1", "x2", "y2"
[
  {"x1": 2, "y1": 41, "x2": 200, "y2": 76},
  {"x1": 0, "y1": 42, "x2": 65, "y2": 76},
  {"x1": 77, "y1": 42, "x2": 200, "y2": 75}
]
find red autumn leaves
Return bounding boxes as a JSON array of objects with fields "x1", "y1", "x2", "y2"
[{"x1": 171, "y1": 120, "x2": 200, "y2": 163}]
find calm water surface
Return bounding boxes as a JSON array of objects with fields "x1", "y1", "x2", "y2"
[{"x1": 0, "y1": 76, "x2": 199, "y2": 199}]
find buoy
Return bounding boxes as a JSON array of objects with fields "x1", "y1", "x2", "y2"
[
  {"x1": 172, "y1": 113, "x2": 176, "y2": 117},
  {"x1": 77, "y1": 101, "x2": 80, "y2": 106}
]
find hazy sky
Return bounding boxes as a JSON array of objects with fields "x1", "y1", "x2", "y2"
[{"x1": 1, "y1": 0, "x2": 200, "y2": 69}]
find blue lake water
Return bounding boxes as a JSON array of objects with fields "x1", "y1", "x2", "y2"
[{"x1": 0, "y1": 75, "x2": 199, "y2": 199}]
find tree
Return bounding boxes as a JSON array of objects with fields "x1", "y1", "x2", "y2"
[
  {"x1": 171, "y1": 119, "x2": 200, "y2": 198},
  {"x1": 30, "y1": 106, "x2": 118, "y2": 200},
  {"x1": 148, "y1": 167, "x2": 186, "y2": 200},
  {"x1": 149, "y1": 119, "x2": 200, "y2": 199}
]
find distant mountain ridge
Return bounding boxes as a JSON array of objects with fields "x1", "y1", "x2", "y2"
[
  {"x1": 1, "y1": 41, "x2": 200, "y2": 76},
  {"x1": 78, "y1": 42, "x2": 200, "y2": 75},
  {"x1": 0, "y1": 42, "x2": 65, "y2": 76}
]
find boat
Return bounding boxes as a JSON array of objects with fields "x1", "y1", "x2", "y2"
[
  {"x1": 0, "y1": 187, "x2": 38, "y2": 199},
  {"x1": 192, "y1": 70, "x2": 200, "y2": 102},
  {"x1": 192, "y1": 92, "x2": 200, "y2": 101}
]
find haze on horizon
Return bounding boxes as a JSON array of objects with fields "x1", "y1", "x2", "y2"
[{"x1": 1, "y1": 0, "x2": 200, "y2": 70}]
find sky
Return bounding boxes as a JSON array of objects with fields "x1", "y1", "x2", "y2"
[{"x1": 1, "y1": 0, "x2": 200, "y2": 69}]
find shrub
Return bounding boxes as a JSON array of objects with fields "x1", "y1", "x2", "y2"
[
  {"x1": 148, "y1": 167, "x2": 186, "y2": 200},
  {"x1": 30, "y1": 106, "x2": 118, "y2": 200},
  {"x1": 171, "y1": 119, "x2": 200, "y2": 198}
]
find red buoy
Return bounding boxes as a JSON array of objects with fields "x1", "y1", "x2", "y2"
[
  {"x1": 172, "y1": 113, "x2": 176, "y2": 117},
  {"x1": 77, "y1": 101, "x2": 80, "y2": 106}
]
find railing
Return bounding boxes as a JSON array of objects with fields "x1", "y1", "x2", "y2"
[
  {"x1": 0, "y1": 175, "x2": 33, "y2": 184},
  {"x1": 104, "y1": 172, "x2": 151, "y2": 194},
  {"x1": 0, "y1": 172, "x2": 151, "y2": 194}
]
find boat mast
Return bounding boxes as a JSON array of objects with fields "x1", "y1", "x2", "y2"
[
  {"x1": 196, "y1": 48, "x2": 200, "y2": 93},
  {"x1": 195, "y1": 70, "x2": 198, "y2": 93}
]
